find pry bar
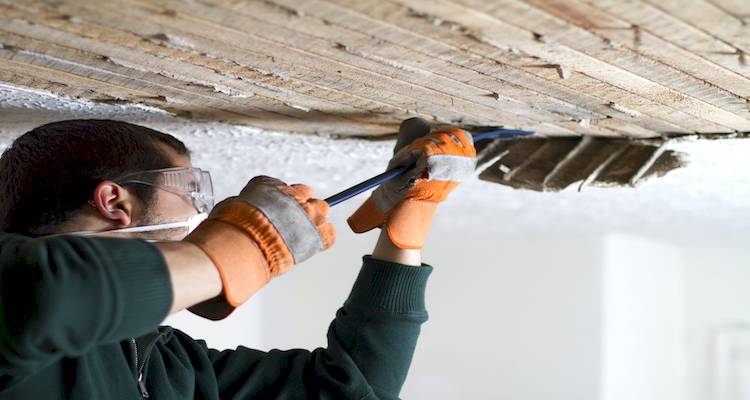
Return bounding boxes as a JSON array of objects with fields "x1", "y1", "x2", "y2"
[{"x1": 325, "y1": 129, "x2": 534, "y2": 206}]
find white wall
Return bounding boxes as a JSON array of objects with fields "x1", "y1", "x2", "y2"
[
  {"x1": 681, "y1": 239, "x2": 750, "y2": 400},
  {"x1": 405, "y1": 231, "x2": 603, "y2": 400},
  {"x1": 601, "y1": 234, "x2": 686, "y2": 400}
]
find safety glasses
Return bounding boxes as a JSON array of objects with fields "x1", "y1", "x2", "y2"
[{"x1": 116, "y1": 167, "x2": 215, "y2": 213}]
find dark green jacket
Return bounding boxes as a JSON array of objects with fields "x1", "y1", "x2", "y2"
[{"x1": 0, "y1": 234, "x2": 432, "y2": 399}]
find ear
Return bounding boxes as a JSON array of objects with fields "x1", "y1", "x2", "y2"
[{"x1": 91, "y1": 181, "x2": 136, "y2": 227}]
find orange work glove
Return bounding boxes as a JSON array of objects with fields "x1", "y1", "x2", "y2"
[
  {"x1": 348, "y1": 118, "x2": 476, "y2": 249},
  {"x1": 185, "y1": 176, "x2": 335, "y2": 320}
]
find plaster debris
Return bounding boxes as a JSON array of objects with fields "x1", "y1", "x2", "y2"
[
  {"x1": 160, "y1": 8, "x2": 178, "y2": 17},
  {"x1": 632, "y1": 25, "x2": 642, "y2": 47},
  {"x1": 284, "y1": 102, "x2": 311, "y2": 112},
  {"x1": 533, "y1": 33, "x2": 552, "y2": 44},
  {"x1": 146, "y1": 33, "x2": 197, "y2": 52},
  {"x1": 608, "y1": 102, "x2": 642, "y2": 118},
  {"x1": 209, "y1": 84, "x2": 251, "y2": 98},
  {"x1": 105, "y1": 56, "x2": 154, "y2": 74},
  {"x1": 484, "y1": 92, "x2": 501, "y2": 100},
  {"x1": 556, "y1": 65, "x2": 571, "y2": 79},
  {"x1": 603, "y1": 38, "x2": 621, "y2": 49},
  {"x1": 60, "y1": 14, "x2": 83, "y2": 24},
  {"x1": 263, "y1": 1, "x2": 305, "y2": 18},
  {"x1": 408, "y1": 8, "x2": 451, "y2": 29}
]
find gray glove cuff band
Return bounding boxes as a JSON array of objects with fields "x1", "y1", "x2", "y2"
[{"x1": 238, "y1": 179, "x2": 323, "y2": 264}]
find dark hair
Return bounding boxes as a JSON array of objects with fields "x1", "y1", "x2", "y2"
[{"x1": 0, "y1": 119, "x2": 189, "y2": 235}]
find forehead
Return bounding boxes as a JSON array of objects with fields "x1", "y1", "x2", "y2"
[{"x1": 157, "y1": 142, "x2": 192, "y2": 168}]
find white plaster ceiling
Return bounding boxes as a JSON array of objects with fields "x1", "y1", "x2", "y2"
[{"x1": 1, "y1": 84, "x2": 748, "y2": 239}]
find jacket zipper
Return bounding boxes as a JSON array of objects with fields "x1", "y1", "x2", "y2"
[{"x1": 130, "y1": 338, "x2": 150, "y2": 398}]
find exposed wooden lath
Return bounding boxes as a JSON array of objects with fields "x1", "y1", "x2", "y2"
[
  {"x1": 475, "y1": 136, "x2": 688, "y2": 191},
  {"x1": 0, "y1": 0, "x2": 748, "y2": 138}
]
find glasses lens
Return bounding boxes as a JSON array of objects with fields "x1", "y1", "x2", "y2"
[
  {"x1": 193, "y1": 170, "x2": 214, "y2": 212},
  {"x1": 118, "y1": 167, "x2": 215, "y2": 213}
]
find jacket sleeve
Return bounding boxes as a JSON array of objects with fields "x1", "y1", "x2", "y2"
[
  {"x1": 0, "y1": 233, "x2": 173, "y2": 377},
  {"x1": 197, "y1": 256, "x2": 432, "y2": 400}
]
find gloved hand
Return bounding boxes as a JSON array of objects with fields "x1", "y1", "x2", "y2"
[
  {"x1": 348, "y1": 118, "x2": 476, "y2": 249},
  {"x1": 185, "y1": 176, "x2": 335, "y2": 320}
]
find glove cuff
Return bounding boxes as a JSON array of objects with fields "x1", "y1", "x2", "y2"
[
  {"x1": 384, "y1": 200, "x2": 439, "y2": 249},
  {"x1": 210, "y1": 201, "x2": 295, "y2": 275},
  {"x1": 185, "y1": 200, "x2": 296, "y2": 320},
  {"x1": 185, "y1": 218, "x2": 271, "y2": 320},
  {"x1": 348, "y1": 197, "x2": 439, "y2": 249},
  {"x1": 347, "y1": 197, "x2": 387, "y2": 234}
]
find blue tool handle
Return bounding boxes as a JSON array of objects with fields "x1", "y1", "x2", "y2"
[{"x1": 325, "y1": 129, "x2": 534, "y2": 206}]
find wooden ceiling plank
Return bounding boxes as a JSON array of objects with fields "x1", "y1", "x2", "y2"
[
  {"x1": 139, "y1": 0, "x2": 571, "y2": 132},
  {"x1": 2, "y1": 0, "x2": 747, "y2": 138},
  {"x1": 1, "y1": 3, "x2": 405, "y2": 133},
  {"x1": 0, "y1": 69, "x2": 121, "y2": 101},
  {"x1": 224, "y1": 0, "x2": 604, "y2": 125},
  {"x1": 495, "y1": 0, "x2": 750, "y2": 121},
  {"x1": 381, "y1": 0, "x2": 726, "y2": 134},
  {"x1": 0, "y1": 28, "x2": 393, "y2": 135},
  {"x1": 88, "y1": 0, "x2": 512, "y2": 130},
  {"x1": 0, "y1": 3, "x2": 430, "y2": 135},
  {"x1": 589, "y1": 0, "x2": 750, "y2": 81},
  {"x1": 457, "y1": 0, "x2": 742, "y2": 132},
  {"x1": 204, "y1": 3, "x2": 599, "y2": 135},
  {"x1": 0, "y1": 56, "x2": 153, "y2": 100},
  {"x1": 322, "y1": 0, "x2": 698, "y2": 136},
  {"x1": 527, "y1": 0, "x2": 750, "y2": 100},
  {"x1": 0, "y1": 57, "x2": 282, "y2": 127},
  {"x1": 0, "y1": 16, "x2": 338, "y2": 127},
  {"x1": 643, "y1": 0, "x2": 750, "y2": 56},
  {"x1": 707, "y1": 0, "x2": 750, "y2": 18},
  {"x1": 451, "y1": 0, "x2": 750, "y2": 131},
  {"x1": 589, "y1": 118, "x2": 662, "y2": 139},
  {"x1": 29, "y1": 1, "x2": 425, "y2": 128},
  {"x1": 269, "y1": 0, "x2": 667, "y2": 137}
]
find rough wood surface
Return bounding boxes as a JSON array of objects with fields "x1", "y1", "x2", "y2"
[
  {"x1": 476, "y1": 136, "x2": 689, "y2": 191},
  {"x1": 0, "y1": 0, "x2": 748, "y2": 137}
]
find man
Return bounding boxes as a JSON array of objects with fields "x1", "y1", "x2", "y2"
[{"x1": 0, "y1": 118, "x2": 476, "y2": 399}]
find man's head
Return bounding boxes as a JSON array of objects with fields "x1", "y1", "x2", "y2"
[{"x1": 0, "y1": 119, "x2": 203, "y2": 240}]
